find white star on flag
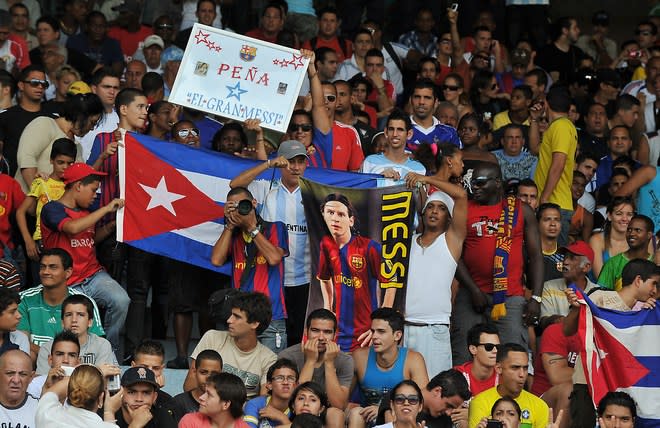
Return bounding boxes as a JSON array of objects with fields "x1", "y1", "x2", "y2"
[{"x1": 139, "y1": 177, "x2": 185, "y2": 215}]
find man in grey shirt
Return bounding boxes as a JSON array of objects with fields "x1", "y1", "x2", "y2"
[{"x1": 279, "y1": 308, "x2": 353, "y2": 411}]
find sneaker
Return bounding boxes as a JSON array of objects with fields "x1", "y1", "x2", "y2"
[{"x1": 166, "y1": 356, "x2": 189, "y2": 369}]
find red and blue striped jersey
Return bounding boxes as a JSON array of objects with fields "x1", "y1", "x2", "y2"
[
  {"x1": 87, "y1": 131, "x2": 118, "y2": 226},
  {"x1": 229, "y1": 221, "x2": 289, "y2": 321},
  {"x1": 317, "y1": 235, "x2": 387, "y2": 352}
]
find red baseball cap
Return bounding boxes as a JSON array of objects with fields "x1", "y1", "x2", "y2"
[
  {"x1": 63, "y1": 163, "x2": 108, "y2": 185},
  {"x1": 559, "y1": 241, "x2": 594, "y2": 265}
]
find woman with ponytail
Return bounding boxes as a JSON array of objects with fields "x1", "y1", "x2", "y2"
[{"x1": 36, "y1": 364, "x2": 119, "y2": 427}]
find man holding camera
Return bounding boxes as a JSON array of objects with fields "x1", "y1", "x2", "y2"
[
  {"x1": 229, "y1": 140, "x2": 310, "y2": 347},
  {"x1": 211, "y1": 186, "x2": 289, "y2": 353}
]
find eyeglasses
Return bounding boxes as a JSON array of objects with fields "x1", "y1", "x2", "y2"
[
  {"x1": 288, "y1": 123, "x2": 313, "y2": 132},
  {"x1": 272, "y1": 375, "x2": 297, "y2": 383},
  {"x1": 23, "y1": 79, "x2": 49, "y2": 89},
  {"x1": 324, "y1": 94, "x2": 336, "y2": 102},
  {"x1": 636, "y1": 30, "x2": 653, "y2": 36},
  {"x1": 176, "y1": 128, "x2": 199, "y2": 138},
  {"x1": 442, "y1": 85, "x2": 459, "y2": 91},
  {"x1": 470, "y1": 177, "x2": 497, "y2": 187},
  {"x1": 393, "y1": 394, "x2": 421, "y2": 405},
  {"x1": 478, "y1": 343, "x2": 498, "y2": 352}
]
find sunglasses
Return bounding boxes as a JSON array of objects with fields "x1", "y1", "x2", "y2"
[
  {"x1": 474, "y1": 55, "x2": 490, "y2": 62},
  {"x1": 393, "y1": 394, "x2": 421, "y2": 405},
  {"x1": 324, "y1": 94, "x2": 336, "y2": 102},
  {"x1": 177, "y1": 128, "x2": 199, "y2": 138},
  {"x1": 24, "y1": 79, "x2": 49, "y2": 89},
  {"x1": 156, "y1": 24, "x2": 174, "y2": 29},
  {"x1": 439, "y1": 39, "x2": 452, "y2": 44},
  {"x1": 470, "y1": 177, "x2": 497, "y2": 187},
  {"x1": 288, "y1": 123, "x2": 313, "y2": 132},
  {"x1": 490, "y1": 83, "x2": 498, "y2": 90},
  {"x1": 636, "y1": 30, "x2": 653, "y2": 36},
  {"x1": 479, "y1": 343, "x2": 498, "y2": 352},
  {"x1": 442, "y1": 85, "x2": 459, "y2": 91}
]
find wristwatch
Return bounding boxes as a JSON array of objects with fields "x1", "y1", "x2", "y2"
[
  {"x1": 249, "y1": 227, "x2": 260, "y2": 239},
  {"x1": 531, "y1": 295, "x2": 542, "y2": 303}
]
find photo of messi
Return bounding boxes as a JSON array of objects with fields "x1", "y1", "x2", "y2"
[{"x1": 317, "y1": 192, "x2": 395, "y2": 352}]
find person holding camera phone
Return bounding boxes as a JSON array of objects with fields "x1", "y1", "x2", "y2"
[
  {"x1": 474, "y1": 397, "x2": 563, "y2": 428},
  {"x1": 211, "y1": 186, "x2": 289, "y2": 354}
]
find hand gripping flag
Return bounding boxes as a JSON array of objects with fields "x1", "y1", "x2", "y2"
[
  {"x1": 573, "y1": 286, "x2": 660, "y2": 427},
  {"x1": 116, "y1": 132, "x2": 379, "y2": 273}
]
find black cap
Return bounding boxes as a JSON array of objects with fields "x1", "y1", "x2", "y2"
[
  {"x1": 596, "y1": 68, "x2": 621, "y2": 88},
  {"x1": 592, "y1": 10, "x2": 610, "y2": 26},
  {"x1": 121, "y1": 366, "x2": 160, "y2": 389}
]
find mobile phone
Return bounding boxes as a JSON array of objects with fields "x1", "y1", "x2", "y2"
[
  {"x1": 61, "y1": 365, "x2": 75, "y2": 376},
  {"x1": 450, "y1": 3, "x2": 458, "y2": 12},
  {"x1": 629, "y1": 50, "x2": 642, "y2": 58},
  {"x1": 483, "y1": 111, "x2": 492, "y2": 120},
  {"x1": 107, "y1": 374, "x2": 121, "y2": 394},
  {"x1": 486, "y1": 420, "x2": 503, "y2": 428}
]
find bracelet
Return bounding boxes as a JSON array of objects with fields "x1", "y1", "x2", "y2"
[
  {"x1": 266, "y1": 159, "x2": 271, "y2": 168},
  {"x1": 308, "y1": 71, "x2": 318, "y2": 79}
]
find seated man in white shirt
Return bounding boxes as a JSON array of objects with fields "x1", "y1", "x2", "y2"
[{"x1": 0, "y1": 349, "x2": 38, "y2": 426}]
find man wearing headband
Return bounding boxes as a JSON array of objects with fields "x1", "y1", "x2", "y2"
[{"x1": 404, "y1": 179, "x2": 467, "y2": 379}]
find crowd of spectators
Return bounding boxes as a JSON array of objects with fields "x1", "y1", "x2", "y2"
[{"x1": 0, "y1": 0, "x2": 658, "y2": 428}]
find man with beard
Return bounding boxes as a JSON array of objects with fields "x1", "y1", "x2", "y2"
[
  {"x1": 406, "y1": 79, "x2": 461, "y2": 153},
  {"x1": 536, "y1": 16, "x2": 586, "y2": 84}
]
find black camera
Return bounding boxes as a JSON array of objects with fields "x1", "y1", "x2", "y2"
[
  {"x1": 237, "y1": 199, "x2": 253, "y2": 215},
  {"x1": 486, "y1": 420, "x2": 503, "y2": 428}
]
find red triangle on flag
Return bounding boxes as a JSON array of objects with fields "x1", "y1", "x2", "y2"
[
  {"x1": 122, "y1": 134, "x2": 225, "y2": 242},
  {"x1": 579, "y1": 305, "x2": 650, "y2": 405}
]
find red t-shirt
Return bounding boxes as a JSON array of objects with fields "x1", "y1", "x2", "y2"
[
  {"x1": 302, "y1": 36, "x2": 353, "y2": 63},
  {"x1": 40, "y1": 201, "x2": 103, "y2": 285},
  {"x1": 330, "y1": 121, "x2": 364, "y2": 171},
  {"x1": 107, "y1": 25, "x2": 153, "y2": 58},
  {"x1": 454, "y1": 361, "x2": 498, "y2": 396},
  {"x1": 463, "y1": 198, "x2": 525, "y2": 296},
  {"x1": 180, "y1": 412, "x2": 250, "y2": 428},
  {"x1": 245, "y1": 28, "x2": 278, "y2": 44},
  {"x1": 531, "y1": 323, "x2": 580, "y2": 396},
  {"x1": 366, "y1": 80, "x2": 396, "y2": 108},
  {"x1": 0, "y1": 174, "x2": 25, "y2": 257}
]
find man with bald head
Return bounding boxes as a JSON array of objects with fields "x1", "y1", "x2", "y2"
[
  {"x1": 124, "y1": 59, "x2": 146, "y2": 89},
  {"x1": 452, "y1": 163, "x2": 544, "y2": 365},
  {"x1": 0, "y1": 349, "x2": 37, "y2": 425}
]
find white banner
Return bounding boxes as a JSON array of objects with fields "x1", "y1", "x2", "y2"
[{"x1": 169, "y1": 24, "x2": 309, "y2": 133}]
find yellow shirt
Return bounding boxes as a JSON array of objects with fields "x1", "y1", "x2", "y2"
[
  {"x1": 492, "y1": 110, "x2": 531, "y2": 131},
  {"x1": 534, "y1": 116, "x2": 577, "y2": 210},
  {"x1": 468, "y1": 386, "x2": 549, "y2": 428},
  {"x1": 27, "y1": 177, "x2": 65, "y2": 240}
]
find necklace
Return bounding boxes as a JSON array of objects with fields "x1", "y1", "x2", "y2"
[
  {"x1": 376, "y1": 349, "x2": 399, "y2": 370},
  {"x1": 416, "y1": 234, "x2": 438, "y2": 253}
]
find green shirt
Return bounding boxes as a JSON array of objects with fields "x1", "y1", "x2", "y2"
[
  {"x1": 598, "y1": 253, "x2": 654, "y2": 291},
  {"x1": 18, "y1": 285, "x2": 105, "y2": 346}
]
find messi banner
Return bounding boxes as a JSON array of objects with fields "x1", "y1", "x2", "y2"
[{"x1": 300, "y1": 178, "x2": 417, "y2": 352}]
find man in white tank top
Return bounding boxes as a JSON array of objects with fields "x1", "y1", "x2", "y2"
[{"x1": 403, "y1": 183, "x2": 467, "y2": 380}]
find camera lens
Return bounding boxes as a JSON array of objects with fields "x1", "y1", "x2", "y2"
[{"x1": 237, "y1": 200, "x2": 253, "y2": 215}]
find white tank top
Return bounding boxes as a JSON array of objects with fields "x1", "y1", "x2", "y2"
[{"x1": 405, "y1": 232, "x2": 456, "y2": 324}]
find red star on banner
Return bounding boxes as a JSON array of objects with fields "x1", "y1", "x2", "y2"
[
  {"x1": 290, "y1": 54, "x2": 305, "y2": 70},
  {"x1": 194, "y1": 30, "x2": 210, "y2": 44}
]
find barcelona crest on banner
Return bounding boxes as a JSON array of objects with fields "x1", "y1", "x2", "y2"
[{"x1": 240, "y1": 45, "x2": 257, "y2": 61}]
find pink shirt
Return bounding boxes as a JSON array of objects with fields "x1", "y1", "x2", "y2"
[{"x1": 179, "y1": 412, "x2": 251, "y2": 428}]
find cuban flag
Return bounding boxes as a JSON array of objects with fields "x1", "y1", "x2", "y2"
[
  {"x1": 573, "y1": 286, "x2": 660, "y2": 427},
  {"x1": 116, "y1": 132, "x2": 379, "y2": 274}
]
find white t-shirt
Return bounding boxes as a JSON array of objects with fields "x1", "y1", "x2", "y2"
[
  {"x1": 190, "y1": 330, "x2": 277, "y2": 398},
  {"x1": 0, "y1": 392, "x2": 39, "y2": 427},
  {"x1": 36, "y1": 391, "x2": 119, "y2": 427}
]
